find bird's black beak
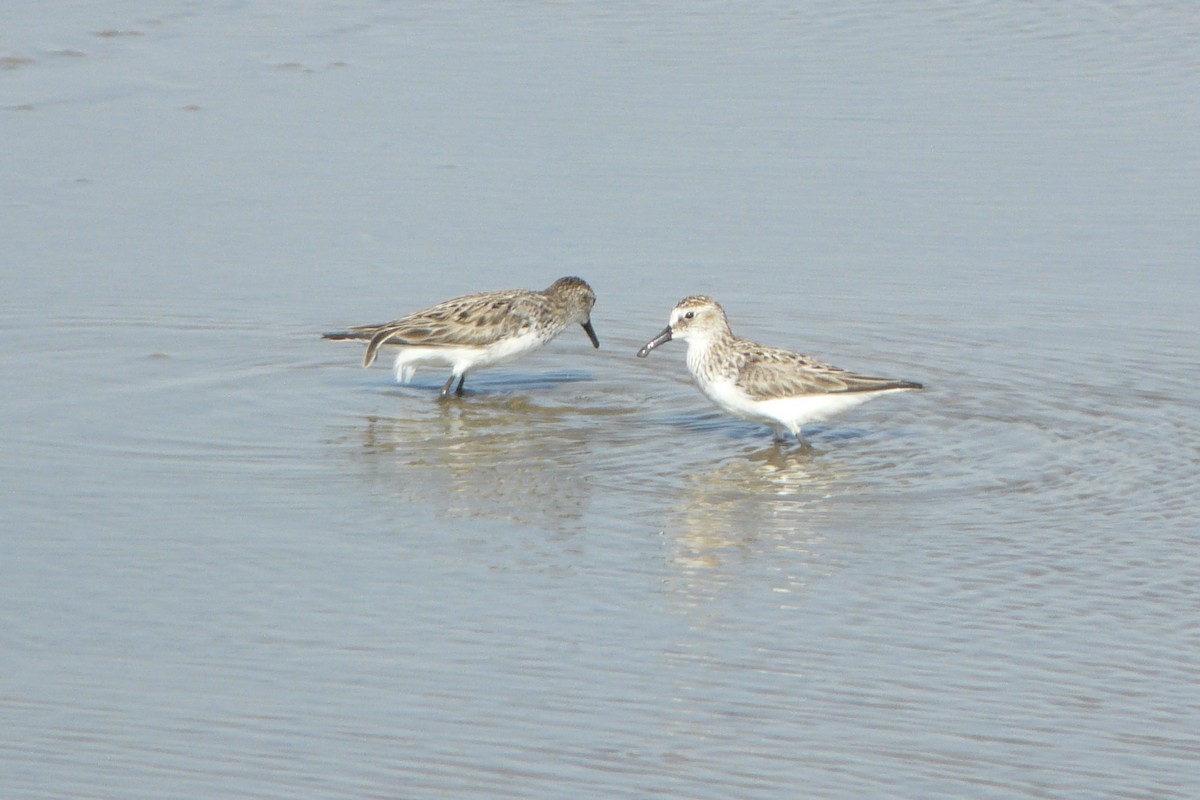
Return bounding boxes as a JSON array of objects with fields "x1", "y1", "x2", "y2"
[
  {"x1": 581, "y1": 319, "x2": 600, "y2": 349},
  {"x1": 636, "y1": 326, "x2": 673, "y2": 358}
]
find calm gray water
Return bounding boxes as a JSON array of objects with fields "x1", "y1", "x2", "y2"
[{"x1": 3, "y1": 2, "x2": 1198, "y2": 798}]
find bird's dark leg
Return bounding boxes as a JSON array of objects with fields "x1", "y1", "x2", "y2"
[
  {"x1": 439, "y1": 374, "x2": 458, "y2": 400},
  {"x1": 454, "y1": 375, "x2": 466, "y2": 396}
]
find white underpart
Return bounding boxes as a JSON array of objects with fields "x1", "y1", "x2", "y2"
[
  {"x1": 697, "y1": 376, "x2": 909, "y2": 437},
  {"x1": 389, "y1": 330, "x2": 546, "y2": 383}
]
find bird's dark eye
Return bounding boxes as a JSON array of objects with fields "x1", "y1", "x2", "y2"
[{"x1": 684, "y1": 311, "x2": 694, "y2": 320}]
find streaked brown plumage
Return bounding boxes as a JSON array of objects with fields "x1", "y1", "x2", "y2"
[{"x1": 325, "y1": 277, "x2": 599, "y2": 398}]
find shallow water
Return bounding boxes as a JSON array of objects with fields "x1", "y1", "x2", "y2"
[{"x1": 3, "y1": 3, "x2": 1199, "y2": 798}]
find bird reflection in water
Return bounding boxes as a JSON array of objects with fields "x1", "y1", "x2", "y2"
[
  {"x1": 664, "y1": 444, "x2": 841, "y2": 582},
  {"x1": 346, "y1": 390, "x2": 602, "y2": 531}
]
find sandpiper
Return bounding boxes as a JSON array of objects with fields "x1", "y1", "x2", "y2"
[
  {"x1": 325, "y1": 276, "x2": 599, "y2": 398},
  {"x1": 637, "y1": 295, "x2": 921, "y2": 441}
]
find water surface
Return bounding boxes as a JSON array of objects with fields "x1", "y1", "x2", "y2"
[{"x1": 3, "y1": 3, "x2": 1198, "y2": 798}]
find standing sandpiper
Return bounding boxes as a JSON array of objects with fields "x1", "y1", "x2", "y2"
[
  {"x1": 637, "y1": 295, "x2": 921, "y2": 441},
  {"x1": 325, "y1": 277, "x2": 599, "y2": 399}
]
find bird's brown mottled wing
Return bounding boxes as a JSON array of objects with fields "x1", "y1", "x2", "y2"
[
  {"x1": 362, "y1": 290, "x2": 546, "y2": 367},
  {"x1": 733, "y1": 341, "x2": 919, "y2": 400}
]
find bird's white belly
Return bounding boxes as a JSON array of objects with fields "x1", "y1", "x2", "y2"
[
  {"x1": 475, "y1": 330, "x2": 548, "y2": 368},
  {"x1": 699, "y1": 379, "x2": 773, "y2": 420},
  {"x1": 390, "y1": 331, "x2": 544, "y2": 382},
  {"x1": 754, "y1": 392, "x2": 879, "y2": 424},
  {"x1": 700, "y1": 379, "x2": 888, "y2": 428}
]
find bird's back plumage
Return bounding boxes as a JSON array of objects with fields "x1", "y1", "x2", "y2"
[{"x1": 729, "y1": 341, "x2": 922, "y2": 400}]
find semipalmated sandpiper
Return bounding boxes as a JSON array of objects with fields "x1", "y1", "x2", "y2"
[
  {"x1": 637, "y1": 295, "x2": 921, "y2": 441},
  {"x1": 325, "y1": 276, "x2": 599, "y2": 398}
]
